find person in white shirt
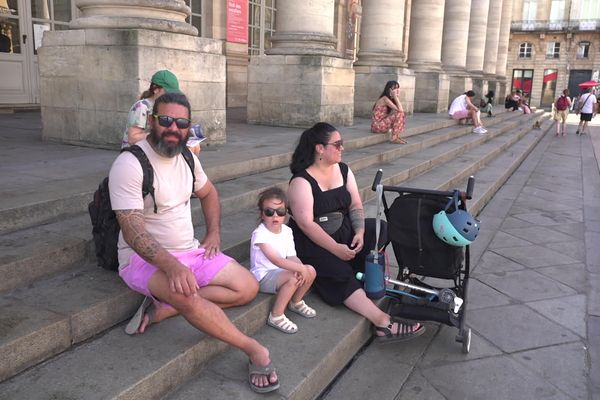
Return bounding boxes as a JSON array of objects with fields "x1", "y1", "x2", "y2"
[
  {"x1": 576, "y1": 88, "x2": 598, "y2": 135},
  {"x1": 448, "y1": 90, "x2": 487, "y2": 134},
  {"x1": 250, "y1": 187, "x2": 317, "y2": 334},
  {"x1": 110, "y1": 92, "x2": 279, "y2": 393}
]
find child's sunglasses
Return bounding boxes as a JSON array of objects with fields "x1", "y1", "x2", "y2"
[
  {"x1": 153, "y1": 114, "x2": 192, "y2": 129},
  {"x1": 262, "y1": 207, "x2": 287, "y2": 217}
]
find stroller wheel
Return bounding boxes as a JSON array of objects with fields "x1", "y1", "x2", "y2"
[{"x1": 462, "y1": 328, "x2": 471, "y2": 354}]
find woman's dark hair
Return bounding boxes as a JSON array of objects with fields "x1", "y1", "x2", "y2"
[
  {"x1": 486, "y1": 90, "x2": 495, "y2": 99},
  {"x1": 290, "y1": 122, "x2": 337, "y2": 175},
  {"x1": 563, "y1": 88, "x2": 570, "y2": 96},
  {"x1": 257, "y1": 187, "x2": 287, "y2": 211},
  {"x1": 374, "y1": 81, "x2": 399, "y2": 112},
  {"x1": 140, "y1": 83, "x2": 162, "y2": 100},
  {"x1": 465, "y1": 90, "x2": 476, "y2": 97},
  {"x1": 379, "y1": 81, "x2": 399, "y2": 100},
  {"x1": 152, "y1": 92, "x2": 191, "y2": 119}
]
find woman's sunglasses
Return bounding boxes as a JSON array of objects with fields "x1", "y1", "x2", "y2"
[
  {"x1": 324, "y1": 140, "x2": 344, "y2": 150},
  {"x1": 262, "y1": 207, "x2": 287, "y2": 217},
  {"x1": 153, "y1": 114, "x2": 192, "y2": 129}
]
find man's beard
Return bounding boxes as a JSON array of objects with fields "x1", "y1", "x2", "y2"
[{"x1": 149, "y1": 128, "x2": 188, "y2": 157}]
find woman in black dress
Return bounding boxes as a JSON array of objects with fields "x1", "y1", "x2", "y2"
[{"x1": 287, "y1": 122, "x2": 425, "y2": 342}]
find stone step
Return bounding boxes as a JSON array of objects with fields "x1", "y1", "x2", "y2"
[
  {"x1": 0, "y1": 113, "x2": 468, "y2": 234},
  {"x1": 0, "y1": 111, "x2": 527, "y2": 295},
  {"x1": 0, "y1": 112, "x2": 539, "y2": 387},
  {"x1": 157, "y1": 118, "x2": 554, "y2": 400}
]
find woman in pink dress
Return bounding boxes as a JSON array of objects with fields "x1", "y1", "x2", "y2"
[{"x1": 371, "y1": 81, "x2": 407, "y2": 144}]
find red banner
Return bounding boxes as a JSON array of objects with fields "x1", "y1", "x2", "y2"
[
  {"x1": 226, "y1": 0, "x2": 248, "y2": 44},
  {"x1": 543, "y1": 71, "x2": 558, "y2": 83}
]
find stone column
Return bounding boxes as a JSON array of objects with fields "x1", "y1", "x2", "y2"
[
  {"x1": 441, "y1": 0, "x2": 473, "y2": 106},
  {"x1": 466, "y1": 0, "x2": 490, "y2": 95},
  {"x1": 353, "y1": 0, "x2": 415, "y2": 117},
  {"x1": 407, "y1": 0, "x2": 449, "y2": 112},
  {"x1": 38, "y1": 0, "x2": 226, "y2": 147},
  {"x1": 247, "y1": 0, "x2": 354, "y2": 127},
  {"x1": 483, "y1": 0, "x2": 503, "y2": 97},
  {"x1": 496, "y1": 0, "x2": 514, "y2": 101}
]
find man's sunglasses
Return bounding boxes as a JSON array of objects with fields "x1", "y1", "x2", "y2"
[
  {"x1": 324, "y1": 140, "x2": 344, "y2": 150},
  {"x1": 153, "y1": 114, "x2": 191, "y2": 129},
  {"x1": 262, "y1": 207, "x2": 287, "y2": 217}
]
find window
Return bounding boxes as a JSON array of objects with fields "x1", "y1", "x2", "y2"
[
  {"x1": 577, "y1": 41, "x2": 590, "y2": 59},
  {"x1": 512, "y1": 69, "x2": 534, "y2": 96},
  {"x1": 30, "y1": 0, "x2": 74, "y2": 55},
  {"x1": 580, "y1": 0, "x2": 600, "y2": 19},
  {"x1": 546, "y1": 42, "x2": 560, "y2": 59},
  {"x1": 184, "y1": 0, "x2": 202, "y2": 36},
  {"x1": 541, "y1": 69, "x2": 558, "y2": 106},
  {"x1": 549, "y1": 0, "x2": 564, "y2": 21},
  {"x1": 248, "y1": 0, "x2": 276, "y2": 56},
  {"x1": 522, "y1": 0, "x2": 537, "y2": 21},
  {"x1": 519, "y1": 42, "x2": 532, "y2": 58}
]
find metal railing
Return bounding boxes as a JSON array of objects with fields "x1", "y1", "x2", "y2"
[{"x1": 511, "y1": 19, "x2": 599, "y2": 32}]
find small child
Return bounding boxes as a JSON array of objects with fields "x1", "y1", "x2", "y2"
[{"x1": 250, "y1": 187, "x2": 317, "y2": 334}]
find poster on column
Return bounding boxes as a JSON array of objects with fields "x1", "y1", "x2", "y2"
[{"x1": 226, "y1": 0, "x2": 248, "y2": 44}]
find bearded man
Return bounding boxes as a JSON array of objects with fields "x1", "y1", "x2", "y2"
[{"x1": 108, "y1": 92, "x2": 280, "y2": 393}]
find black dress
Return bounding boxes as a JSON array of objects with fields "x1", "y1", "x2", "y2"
[{"x1": 289, "y1": 163, "x2": 381, "y2": 306}]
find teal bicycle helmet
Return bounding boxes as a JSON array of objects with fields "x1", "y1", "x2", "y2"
[{"x1": 433, "y1": 191, "x2": 480, "y2": 246}]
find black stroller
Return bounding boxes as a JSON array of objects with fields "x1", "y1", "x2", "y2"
[{"x1": 367, "y1": 170, "x2": 477, "y2": 353}]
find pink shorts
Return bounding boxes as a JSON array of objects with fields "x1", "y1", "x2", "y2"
[
  {"x1": 451, "y1": 109, "x2": 470, "y2": 120},
  {"x1": 119, "y1": 248, "x2": 233, "y2": 303}
]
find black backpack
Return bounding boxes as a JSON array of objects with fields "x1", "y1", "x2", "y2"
[{"x1": 88, "y1": 145, "x2": 195, "y2": 271}]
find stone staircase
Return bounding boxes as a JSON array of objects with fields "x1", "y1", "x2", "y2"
[{"x1": 0, "y1": 109, "x2": 551, "y2": 399}]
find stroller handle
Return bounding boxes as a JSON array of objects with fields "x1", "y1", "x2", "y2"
[{"x1": 371, "y1": 171, "x2": 475, "y2": 200}]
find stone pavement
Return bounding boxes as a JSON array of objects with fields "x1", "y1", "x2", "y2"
[{"x1": 323, "y1": 114, "x2": 600, "y2": 400}]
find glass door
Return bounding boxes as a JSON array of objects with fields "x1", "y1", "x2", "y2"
[{"x1": 0, "y1": 0, "x2": 34, "y2": 103}]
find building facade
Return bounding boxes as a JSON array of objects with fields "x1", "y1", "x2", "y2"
[
  {"x1": 1, "y1": 1, "x2": 518, "y2": 147},
  {"x1": 507, "y1": 0, "x2": 600, "y2": 107}
]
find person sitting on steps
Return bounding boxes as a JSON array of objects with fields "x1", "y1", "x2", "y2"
[
  {"x1": 371, "y1": 81, "x2": 407, "y2": 144},
  {"x1": 111, "y1": 92, "x2": 279, "y2": 393},
  {"x1": 287, "y1": 122, "x2": 426, "y2": 343},
  {"x1": 448, "y1": 90, "x2": 487, "y2": 134}
]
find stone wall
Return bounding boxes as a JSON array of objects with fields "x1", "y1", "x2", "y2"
[
  {"x1": 38, "y1": 28, "x2": 225, "y2": 148},
  {"x1": 247, "y1": 55, "x2": 354, "y2": 127}
]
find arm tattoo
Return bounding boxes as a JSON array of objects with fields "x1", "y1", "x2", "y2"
[
  {"x1": 115, "y1": 209, "x2": 161, "y2": 261},
  {"x1": 349, "y1": 208, "x2": 365, "y2": 232}
]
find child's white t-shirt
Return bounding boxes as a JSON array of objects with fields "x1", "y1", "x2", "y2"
[{"x1": 250, "y1": 223, "x2": 297, "y2": 281}]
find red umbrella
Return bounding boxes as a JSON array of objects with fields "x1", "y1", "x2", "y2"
[{"x1": 578, "y1": 80, "x2": 599, "y2": 88}]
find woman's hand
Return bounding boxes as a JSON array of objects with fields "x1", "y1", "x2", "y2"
[
  {"x1": 334, "y1": 243, "x2": 357, "y2": 261},
  {"x1": 350, "y1": 233, "x2": 364, "y2": 253}
]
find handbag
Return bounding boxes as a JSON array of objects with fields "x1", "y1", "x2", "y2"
[{"x1": 314, "y1": 211, "x2": 344, "y2": 235}]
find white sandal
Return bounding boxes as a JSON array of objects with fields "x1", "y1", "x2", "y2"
[
  {"x1": 267, "y1": 313, "x2": 298, "y2": 334},
  {"x1": 288, "y1": 300, "x2": 317, "y2": 318}
]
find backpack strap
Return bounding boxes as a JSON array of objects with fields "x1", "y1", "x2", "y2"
[
  {"x1": 180, "y1": 146, "x2": 196, "y2": 194},
  {"x1": 121, "y1": 145, "x2": 158, "y2": 214}
]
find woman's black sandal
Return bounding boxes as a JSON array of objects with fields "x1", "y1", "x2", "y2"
[{"x1": 374, "y1": 322, "x2": 425, "y2": 343}]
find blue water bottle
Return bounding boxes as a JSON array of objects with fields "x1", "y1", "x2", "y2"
[{"x1": 364, "y1": 250, "x2": 386, "y2": 299}]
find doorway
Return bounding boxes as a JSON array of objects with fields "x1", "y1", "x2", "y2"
[
  {"x1": 0, "y1": 0, "x2": 35, "y2": 103},
  {"x1": 0, "y1": 0, "x2": 73, "y2": 104},
  {"x1": 568, "y1": 69, "x2": 592, "y2": 97}
]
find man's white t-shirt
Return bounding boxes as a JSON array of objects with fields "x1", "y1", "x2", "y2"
[
  {"x1": 579, "y1": 93, "x2": 598, "y2": 114},
  {"x1": 108, "y1": 139, "x2": 208, "y2": 269},
  {"x1": 448, "y1": 94, "x2": 468, "y2": 116},
  {"x1": 250, "y1": 223, "x2": 297, "y2": 281}
]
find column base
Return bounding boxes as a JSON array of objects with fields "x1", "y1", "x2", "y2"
[
  {"x1": 448, "y1": 75, "x2": 474, "y2": 107},
  {"x1": 38, "y1": 29, "x2": 225, "y2": 148},
  {"x1": 413, "y1": 71, "x2": 450, "y2": 113},
  {"x1": 354, "y1": 66, "x2": 415, "y2": 118},
  {"x1": 247, "y1": 55, "x2": 354, "y2": 127}
]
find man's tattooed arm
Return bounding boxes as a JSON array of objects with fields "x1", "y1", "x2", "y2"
[{"x1": 115, "y1": 209, "x2": 162, "y2": 262}]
